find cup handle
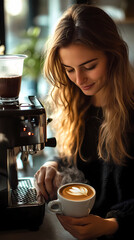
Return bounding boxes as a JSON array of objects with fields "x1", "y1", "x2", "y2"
[{"x1": 48, "y1": 199, "x2": 62, "y2": 214}]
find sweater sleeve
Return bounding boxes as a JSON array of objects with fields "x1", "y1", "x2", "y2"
[
  {"x1": 105, "y1": 111, "x2": 134, "y2": 239},
  {"x1": 106, "y1": 199, "x2": 134, "y2": 239},
  {"x1": 105, "y1": 133, "x2": 134, "y2": 239}
]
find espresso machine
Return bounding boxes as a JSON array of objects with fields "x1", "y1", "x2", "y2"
[
  {"x1": 0, "y1": 55, "x2": 56, "y2": 230},
  {"x1": 0, "y1": 96, "x2": 56, "y2": 230}
]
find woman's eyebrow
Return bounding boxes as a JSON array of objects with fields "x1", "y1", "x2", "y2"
[{"x1": 62, "y1": 58, "x2": 98, "y2": 68}]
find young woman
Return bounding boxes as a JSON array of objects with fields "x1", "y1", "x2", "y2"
[{"x1": 35, "y1": 4, "x2": 134, "y2": 239}]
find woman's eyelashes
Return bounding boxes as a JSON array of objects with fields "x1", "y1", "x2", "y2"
[
  {"x1": 85, "y1": 64, "x2": 97, "y2": 70},
  {"x1": 66, "y1": 68, "x2": 74, "y2": 73},
  {"x1": 65, "y1": 64, "x2": 97, "y2": 73}
]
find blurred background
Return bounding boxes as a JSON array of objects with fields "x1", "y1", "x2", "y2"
[
  {"x1": 0, "y1": 0, "x2": 134, "y2": 175},
  {"x1": 1, "y1": 0, "x2": 134, "y2": 101}
]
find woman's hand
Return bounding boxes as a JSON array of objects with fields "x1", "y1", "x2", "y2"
[
  {"x1": 57, "y1": 214, "x2": 118, "y2": 240},
  {"x1": 34, "y1": 161, "x2": 62, "y2": 201}
]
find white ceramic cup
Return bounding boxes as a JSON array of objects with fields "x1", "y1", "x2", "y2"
[{"x1": 48, "y1": 183, "x2": 96, "y2": 217}]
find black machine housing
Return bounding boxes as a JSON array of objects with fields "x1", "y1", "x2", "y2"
[{"x1": 0, "y1": 96, "x2": 56, "y2": 230}]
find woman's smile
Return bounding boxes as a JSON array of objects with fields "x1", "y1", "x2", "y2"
[{"x1": 80, "y1": 82, "x2": 96, "y2": 91}]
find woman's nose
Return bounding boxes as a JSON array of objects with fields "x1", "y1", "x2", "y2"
[{"x1": 75, "y1": 70, "x2": 86, "y2": 86}]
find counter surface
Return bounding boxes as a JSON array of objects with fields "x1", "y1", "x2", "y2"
[{"x1": 0, "y1": 204, "x2": 76, "y2": 240}]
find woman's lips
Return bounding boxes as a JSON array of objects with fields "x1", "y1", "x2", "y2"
[{"x1": 81, "y1": 83, "x2": 95, "y2": 91}]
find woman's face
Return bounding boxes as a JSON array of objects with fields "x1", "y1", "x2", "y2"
[{"x1": 59, "y1": 44, "x2": 108, "y2": 106}]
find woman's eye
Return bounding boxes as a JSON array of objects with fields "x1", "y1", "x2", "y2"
[
  {"x1": 85, "y1": 64, "x2": 97, "y2": 70},
  {"x1": 66, "y1": 68, "x2": 74, "y2": 73}
]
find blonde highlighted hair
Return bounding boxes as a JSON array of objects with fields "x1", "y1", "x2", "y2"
[{"x1": 44, "y1": 4, "x2": 134, "y2": 165}]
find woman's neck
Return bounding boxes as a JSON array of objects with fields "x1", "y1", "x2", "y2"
[
  {"x1": 91, "y1": 96, "x2": 104, "y2": 107},
  {"x1": 91, "y1": 89, "x2": 106, "y2": 107}
]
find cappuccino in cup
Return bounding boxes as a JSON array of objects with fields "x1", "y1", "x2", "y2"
[
  {"x1": 48, "y1": 183, "x2": 96, "y2": 217},
  {"x1": 59, "y1": 183, "x2": 94, "y2": 201}
]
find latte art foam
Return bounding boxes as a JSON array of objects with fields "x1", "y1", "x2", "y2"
[
  {"x1": 66, "y1": 186, "x2": 88, "y2": 196},
  {"x1": 60, "y1": 184, "x2": 94, "y2": 201}
]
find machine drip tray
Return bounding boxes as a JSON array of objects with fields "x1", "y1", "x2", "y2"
[
  {"x1": 0, "y1": 177, "x2": 45, "y2": 231},
  {"x1": 11, "y1": 178, "x2": 40, "y2": 206}
]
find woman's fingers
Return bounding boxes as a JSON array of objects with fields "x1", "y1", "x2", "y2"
[
  {"x1": 34, "y1": 164, "x2": 60, "y2": 201},
  {"x1": 45, "y1": 166, "x2": 57, "y2": 199},
  {"x1": 34, "y1": 167, "x2": 49, "y2": 200}
]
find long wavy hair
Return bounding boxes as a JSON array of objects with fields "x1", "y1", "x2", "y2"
[{"x1": 43, "y1": 4, "x2": 134, "y2": 165}]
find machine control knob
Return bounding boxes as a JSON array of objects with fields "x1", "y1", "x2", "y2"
[{"x1": 45, "y1": 138, "x2": 56, "y2": 147}]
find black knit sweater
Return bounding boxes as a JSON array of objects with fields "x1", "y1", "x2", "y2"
[
  {"x1": 52, "y1": 105, "x2": 134, "y2": 239},
  {"x1": 76, "y1": 105, "x2": 134, "y2": 239}
]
